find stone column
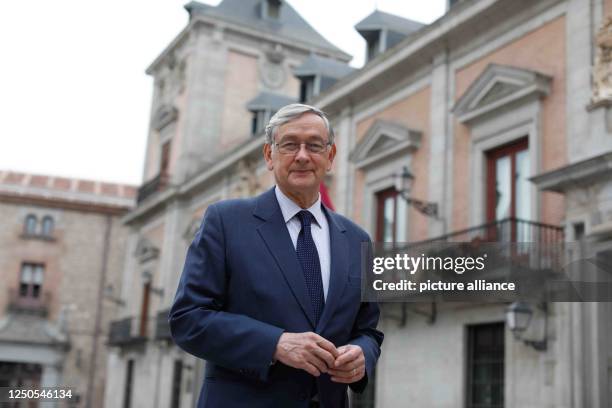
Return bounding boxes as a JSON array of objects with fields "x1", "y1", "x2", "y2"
[{"x1": 428, "y1": 50, "x2": 450, "y2": 237}]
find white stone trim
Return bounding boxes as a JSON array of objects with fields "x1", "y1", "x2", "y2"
[
  {"x1": 452, "y1": 64, "x2": 551, "y2": 124},
  {"x1": 351, "y1": 119, "x2": 422, "y2": 170},
  {"x1": 468, "y1": 99, "x2": 542, "y2": 226},
  {"x1": 362, "y1": 158, "x2": 414, "y2": 240},
  {"x1": 334, "y1": 107, "x2": 353, "y2": 216}
]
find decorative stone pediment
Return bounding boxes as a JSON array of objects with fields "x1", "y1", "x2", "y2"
[
  {"x1": 453, "y1": 64, "x2": 552, "y2": 124},
  {"x1": 134, "y1": 238, "x2": 160, "y2": 264},
  {"x1": 153, "y1": 104, "x2": 178, "y2": 131},
  {"x1": 350, "y1": 120, "x2": 421, "y2": 169}
]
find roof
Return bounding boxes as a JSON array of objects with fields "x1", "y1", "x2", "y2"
[
  {"x1": 313, "y1": 0, "x2": 512, "y2": 113},
  {"x1": 0, "y1": 170, "x2": 136, "y2": 212},
  {"x1": 293, "y1": 54, "x2": 355, "y2": 79},
  {"x1": 185, "y1": 0, "x2": 349, "y2": 59},
  {"x1": 355, "y1": 10, "x2": 425, "y2": 36},
  {"x1": 246, "y1": 91, "x2": 296, "y2": 111}
]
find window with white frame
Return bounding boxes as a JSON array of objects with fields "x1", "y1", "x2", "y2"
[{"x1": 19, "y1": 263, "x2": 44, "y2": 299}]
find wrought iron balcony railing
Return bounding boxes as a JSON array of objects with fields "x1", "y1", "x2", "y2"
[
  {"x1": 108, "y1": 317, "x2": 149, "y2": 347},
  {"x1": 374, "y1": 218, "x2": 565, "y2": 303},
  {"x1": 410, "y1": 217, "x2": 564, "y2": 245},
  {"x1": 154, "y1": 308, "x2": 172, "y2": 341},
  {"x1": 136, "y1": 173, "x2": 170, "y2": 204},
  {"x1": 7, "y1": 289, "x2": 51, "y2": 317}
]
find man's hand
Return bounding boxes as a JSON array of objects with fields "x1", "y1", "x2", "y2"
[
  {"x1": 273, "y1": 332, "x2": 339, "y2": 377},
  {"x1": 328, "y1": 344, "x2": 365, "y2": 383}
]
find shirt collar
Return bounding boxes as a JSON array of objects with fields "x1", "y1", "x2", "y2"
[{"x1": 274, "y1": 186, "x2": 324, "y2": 228}]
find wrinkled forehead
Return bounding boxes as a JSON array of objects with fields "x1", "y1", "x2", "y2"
[{"x1": 276, "y1": 113, "x2": 329, "y2": 141}]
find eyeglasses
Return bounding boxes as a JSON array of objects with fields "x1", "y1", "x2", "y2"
[{"x1": 274, "y1": 141, "x2": 331, "y2": 155}]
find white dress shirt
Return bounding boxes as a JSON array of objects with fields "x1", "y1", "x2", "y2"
[{"x1": 274, "y1": 186, "x2": 331, "y2": 300}]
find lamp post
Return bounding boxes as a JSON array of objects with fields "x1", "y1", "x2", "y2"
[
  {"x1": 142, "y1": 270, "x2": 164, "y2": 297},
  {"x1": 397, "y1": 166, "x2": 439, "y2": 219},
  {"x1": 505, "y1": 301, "x2": 548, "y2": 351}
]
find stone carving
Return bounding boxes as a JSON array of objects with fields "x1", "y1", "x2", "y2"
[
  {"x1": 592, "y1": 17, "x2": 612, "y2": 103},
  {"x1": 153, "y1": 104, "x2": 178, "y2": 131},
  {"x1": 134, "y1": 237, "x2": 160, "y2": 264},
  {"x1": 260, "y1": 45, "x2": 286, "y2": 89},
  {"x1": 234, "y1": 159, "x2": 261, "y2": 198}
]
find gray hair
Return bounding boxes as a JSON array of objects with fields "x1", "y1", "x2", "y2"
[{"x1": 264, "y1": 103, "x2": 335, "y2": 145}]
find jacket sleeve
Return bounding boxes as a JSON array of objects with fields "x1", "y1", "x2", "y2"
[
  {"x1": 349, "y1": 238, "x2": 384, "y2": 393},
  {"x1": 169, "y1": 204, "x2": 284, "y2": 382}
]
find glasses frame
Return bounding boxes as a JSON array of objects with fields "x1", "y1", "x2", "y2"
[{"x1": 273, "y1": 141, "x2": 332, "y2": 155}]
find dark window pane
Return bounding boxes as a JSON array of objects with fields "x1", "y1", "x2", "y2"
[
  {"x1": 170, "y1": 360, "x2": 183, "y2": 408},
  {"x1": 467, "y1": 323, "x2": 504, "y2": 408},
  {"x1": 123, "y1": 360, "x2": 134, "y2": 408}
]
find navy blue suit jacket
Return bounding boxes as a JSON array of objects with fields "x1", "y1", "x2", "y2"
[{"x1": 169, "y1": 187, "x2": 383, "y2": 408}]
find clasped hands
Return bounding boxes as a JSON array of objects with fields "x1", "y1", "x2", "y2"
[{"x1": 273, "y1": 332, "x2": 365, "y2": 383}]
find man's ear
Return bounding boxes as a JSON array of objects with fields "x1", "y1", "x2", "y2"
[
  {"x1": 263, "y1": 144, "x2": 274, "y2": 170},
  {"x1": 327, "y1": 144, "x2": 337, "y2": 171}
]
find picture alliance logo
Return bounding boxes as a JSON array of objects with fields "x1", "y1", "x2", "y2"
[{"x1": 372, "y1": 253, "x2": 489, "y2": 275}]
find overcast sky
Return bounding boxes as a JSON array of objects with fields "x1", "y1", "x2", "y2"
[{"x1": 0, "y1": 1, "x2": 445, "y2": 185}]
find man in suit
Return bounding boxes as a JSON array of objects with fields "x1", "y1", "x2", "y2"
[{"x1": 170, "y1": 103, "x2": 383, "y2": 407}]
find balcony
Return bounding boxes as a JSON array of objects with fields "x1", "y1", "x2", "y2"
[
  {"x1": 136, "y1": 173, "x2": 169, "y2": 204},
  {"x1": 411, "y1": 217, "x2": 564, "y2": 245},
  {"x1": 374, "y1": 218, "x2": 565, "y2": 304},
  {"x1": 7, "y1": 289, "x2": 51, "y2": 317},
  {"x1": 108, "y1": 317, "x2": 148, "y2": 348},
  {"x1": 154, "y1": 308, "x2": 172, "y2": 341}
]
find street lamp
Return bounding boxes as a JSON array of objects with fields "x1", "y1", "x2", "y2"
[
  {"x1": 397, "y1": 166, "x2": 439, "y2": 219},
  {"x1": 103, "y1": 284, "x2": 125, "y2": 306},
  {"x1": 142, "y1": 270, "x2": 164, "y2": 297},
  {"x1": 505, "y1": 301, "x2": 548, "y2": 351}
]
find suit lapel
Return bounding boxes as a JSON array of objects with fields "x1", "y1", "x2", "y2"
[
  {"x1": 316, "y1": 208, "x2": 349, "y2": 333},
  {"x1": 254, "y1": 188, "x2": 317, "y2": 328}
]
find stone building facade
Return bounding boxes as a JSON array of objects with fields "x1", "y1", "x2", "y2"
[
  {"x1": 0, "y1": 171, "x2": 135, "y2": 407},
  {"x1": 109, "y1": 0, "x2": 612, "y2": 407}
]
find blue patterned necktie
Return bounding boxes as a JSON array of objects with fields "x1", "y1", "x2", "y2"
[{"x1": 296, "y1": 210, "x2": 325, "y2": 325}]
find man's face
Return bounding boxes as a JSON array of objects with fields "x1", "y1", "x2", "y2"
[{"x1": 263, "y1": 112, "x2": 336, "y2": 199}]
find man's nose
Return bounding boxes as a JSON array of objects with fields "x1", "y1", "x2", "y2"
[{"x1": 294, "y1": 144, "x2": 311, "y2": 161}]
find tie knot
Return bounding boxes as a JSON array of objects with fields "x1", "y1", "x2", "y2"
[{"x1": 297, "y1": 210, "x2": 314, "y2": 228}]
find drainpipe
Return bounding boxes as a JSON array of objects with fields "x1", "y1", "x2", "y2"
[{"x1": 86, "y1": 214, "x2": 112, "y2": 408}]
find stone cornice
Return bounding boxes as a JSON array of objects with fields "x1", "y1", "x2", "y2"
[{"x1": 530, "y1": 152, "x2": 612, "y2": 193}]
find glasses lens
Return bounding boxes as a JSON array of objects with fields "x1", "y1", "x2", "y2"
[
  {"x1": 278, "y1": 142, "x2": 298, "y2": 154},
  {"x1": 276, "y1": 141, "x2": 329, "y2": 154},
  {"x1": 307, "y1": 143, "x2": 325, "y2": 153}
]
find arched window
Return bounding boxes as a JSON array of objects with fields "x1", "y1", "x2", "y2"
[
  {"x1": 41, "y1": 216, "x2": 54, "y2": 237},
  {"x1": 24, "y1": 214, "x2": 37, "y2": 235}
]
